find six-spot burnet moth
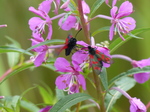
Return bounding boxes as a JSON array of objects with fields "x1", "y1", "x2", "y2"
[
  {"x1": 88, "y1": 46, "x2": 112, "y2": 74},
  {"x1": 60, "y1": 28, "x2": 82, "y2": 56}
]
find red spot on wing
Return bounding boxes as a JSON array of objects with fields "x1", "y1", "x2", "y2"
[
  {"x1": 97, "y1": 58, "x2": 102, "y2": 61},
  {"x1": 94, "y1": 66, "x2": 101, "y2": 70},
  {"x1": 91, "y1": 61, "x2": 99, "y2": 64},
  {"x1": 89, "y1": 55, "x2": 94, "y2": 59}
]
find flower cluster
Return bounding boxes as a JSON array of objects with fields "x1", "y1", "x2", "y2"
[{"x1": 27, "y1": 0, "x2": 149, "y2": 112}]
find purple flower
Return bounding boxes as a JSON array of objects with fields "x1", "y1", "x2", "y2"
[
  {"x1": 53, "y1": 0, "x2": 61, "y2": 15},
  {"x1": 30, "y1": 34, "x2": 64, "y2": 67},
  {"x1": 72, "y1": 37, "x2": 112, "y2": 68},
  {"x1": 39, "y1": 106, "x2": 52, "y2": 112},
  {"x1": 96, "y1": 1, "x2": 136, "y2": 40},
  {"x1": 111, "y1": 87, "x2": 147, "y2": 112},
  {"x1": 131, "y1": 58, "x2": 150, "y2": 83},
  {"x1": 58, "y1": 0, "x2": 90, "y2": 31},
  {"x1": 58, "y1": 15, "x2": 77, "y2": 31},
  {"x1": 129, "y1": 97, "x2": 147, "y2": 112},
  {"x1": 30, "y1": 34, "x2": 49, "y2": 67},
  {"x1": 0, "y1": 24, "x2": 7, "y2": 28},
  {"x1": 0, "y1": 96, "x2": 4, "y2": 99},
  {"x1": 28, "y1": 0, "x2": 53, "y2": 40},
  {"x1": 105, "y1": 0, "x2": 118, "y2": 7},
  {"x1": 54, "y1": 57, "x2": 86, "y2": 94}
]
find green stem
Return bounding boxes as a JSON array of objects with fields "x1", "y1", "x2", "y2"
[
  {"x1": 75, "y1": 102, "x2": 81, "y2": 112},
  {"x1": 92, "y1": 68, "x2": 106, "y2": 112},
  {"x1": 77, "y1": 0, "x2": 90, "y2": 44}
]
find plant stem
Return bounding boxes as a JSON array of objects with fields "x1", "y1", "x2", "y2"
[
  {"x1": 92, "y1": 68, "x2": 106, "y2": 112},
  {"x1": 77, "y1": 0, "x2": 90, "y2": 44},
  {"x1": 75, "y1": 102, "x2": 81, "y2": 112}
]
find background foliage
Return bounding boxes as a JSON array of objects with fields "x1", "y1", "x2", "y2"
[{"x1": 0, "y1": 0, "x2": 150, "y2": 111}]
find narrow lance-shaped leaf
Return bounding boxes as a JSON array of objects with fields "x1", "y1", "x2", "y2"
[
  {"x1": 89, "y1": 0, "x2": 105, "y2": 18},
  {"x1": 105, "y1": 77, "x2": 136, "y2": 112},
  {"x1": 110, "y1": 28, "x2": 150, "y2": 53},
  {"x1": 99, "y1": 67, "x2": 108, "y2": 91},
  {"x1": 0, "y1": 46, "x2": 32, "y2": 56},
  {"x1": 92, "y1": 26, "x2": 110, "y2": 37},
  {"x1": 109, "y1": 66, "x2": 150, "y2": 87},
  {"x1": 49, "y1": 93, "x2": 92, "y2": 112},
  {"x1": 25, "y1": 39, "x2": 65, "y2": 52}
]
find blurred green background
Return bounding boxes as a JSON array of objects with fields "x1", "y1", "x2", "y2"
[{"x1": 0, "y1": 0, "x2": 150, "y2": 111}]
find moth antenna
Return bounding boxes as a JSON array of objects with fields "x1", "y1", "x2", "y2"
[{"x1": 75, "y1": 28, "x2": 82, "y2": 38}]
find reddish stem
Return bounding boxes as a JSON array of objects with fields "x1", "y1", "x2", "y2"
[
  {"x1": 0, "y1": 68, "x2": 13, "y2": 82},
  {"x1": 77, "y1": 0, "x2": 90, "y2": 44}
]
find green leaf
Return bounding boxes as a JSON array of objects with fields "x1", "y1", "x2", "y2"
[
  {"x1": 77, "y1": 103, "x2": 97, "y2": 111},
  {"x1": 0, "y1": 62, "x2": 34, "y2": 85},
  {"x1": 25, "y1": 39, "x2": 65, "y2": 52},
  {"x1": 62, "y1": 0, "x2": 76, "y2": 11},
  {"x1": 2, "y1": 96, "x2": 20, "y2": 112},
  {"x1": 109, "y1": 27, "x2": 150, "y2": 53},
  {"x1": 0, "y1": 107, "x2": 14, "y2": 112},
  {"x1": 10, "y1": 96, "x2": 20, "y2": 112},
  {"x1": 92, "y1": 26, "x2": 110, "y2": 37},
  {"x1": 99, "y1": 67, "x2": 108, "y2": 91},
  {"x1": 55, "y1": 88, "x2": 65, "y2": 101},
  {"x1": 38, "y1": 85, "x2": 55, "y2": 104},
  {"x1": 105, "y1": 77, "x2": 136, "y2": 112},
  {"x1": 109, "y1": 66, "x2": 150, "y2": 87},
  {"x1": 5, "y1": 36, "x2": 21, "y2": 48},
  {"x1": 49, "y1": 93, "x2": 92, "y2": 112},
  {"x1": 89, "y1": 0, "x2": 105, "y2": 18},
  {"x1": 0, "y1": 46, "x2": 32, "y2": 56},
  {"x1": 0, "y1": 61, "x2": 55, "y2": 85},
  {"x1": 20, "y1": 100, "x2": 39, "y2": 112}
]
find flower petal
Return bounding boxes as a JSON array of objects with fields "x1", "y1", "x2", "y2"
[
  {"x1": 134, "y1": 73, "x2": 150, "y2": 83},
  {"x1": 110, "y1": 6, "x2": 118, "y2": 18},
  {"x1": 129, "y1": 97, "x2": 146, "y2": 112},
  {"x1": 82, "y1": 0, "x2": 90, "y2": 14},
  {"x1": 72, "y1": 50, "x2": 88, "y2": 65},
  {"x1": 77, "y1": 74, "x2": 86, "y2": 90},
  {"x1": 28, "y1": 17, "x2": 44, "y2": 31},
  {"x1": 55, "y1": 74, "x2": 71, "y2": 89},
  {"x1": 109, "y1": 23, "x2": 115, "y2": 41},
  {"x1": 120, "y1": 17, "x2": 136, "y2": 33},
  {"x1": 117, "y1": 1, "x2": 133, "y2": 18},
  {"x1": 54, "y1": 57, "x2": 72, "y2": 72},
  {"x1": 34, "y1": 51, "x2": 46, "y2": 67},
  {"x1": 38, "y1": 0, "x2": 53, "y2": 14},
  {"x1": 58, "y1": 15, "x2": 77, "y2": 31},
  {"x1": 29, "y1": 7, "x2": 45, "y2": 19},
  {"x1": 46, "y1": 23, "x2": 52, "y2": 40}
]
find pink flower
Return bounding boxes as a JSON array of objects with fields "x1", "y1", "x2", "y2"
[
  {"x1": 54, "y1": 57, "x2": 86, "y2": 94},
  {"x1": 53, "y1": 0, "x2": 61, "y2": 15},
  {"x1": 72, "y1": 38, "x2": 112, "y2": 69},
  {"x1": 105, "y1": 0, "x2": 118, "y2": 7},
  {"x1": 30, "y1": 33, "x2": 64, "y2": 67},
  {"x1": 28, "y1": 0, "x2": 53, "y2": 40},
  {"x1": 58, "y1": 0, "x2": 90, "y2": 31},
  {"x1": 39, "y1": 106, "x2": 52, "y2": 112},
  {"x1": 30, "y1": 34, "x2": 49, "y2": 67},
  {"x1": 58, "y1": 15, "x2": 77, "y2": 31},
  {"x1": 96, "y1": 1, "x2": 136, "y2": 40},
  {"x1": 0, "y1": 24, "x2": 7, "y2": 28},
  {"x1": 129, "y1": 97, "x2": 147, "y2": 112},
  {"x1": 131, "y1": 58, "x2": 150, "y2": 83},
  {"x1": 111, "y1": 87, "x2": 146, "y2": 112}
]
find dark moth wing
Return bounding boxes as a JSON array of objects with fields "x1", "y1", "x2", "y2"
[
  {"x1": 65, "y1": 35, "x2": 77, "y2": 56},
  {"x1": 89, "y1": 54, "x2": 103, "y2": 74},
  {"x1": 95, "y1": 50, "x2": 112, "y2": 64},
  {"x1": 88, "y1": 46, "x2": 112, "y2": 74},
  {"x1": 59, "y1": 35, "x2": 77, "y2": 56}
]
